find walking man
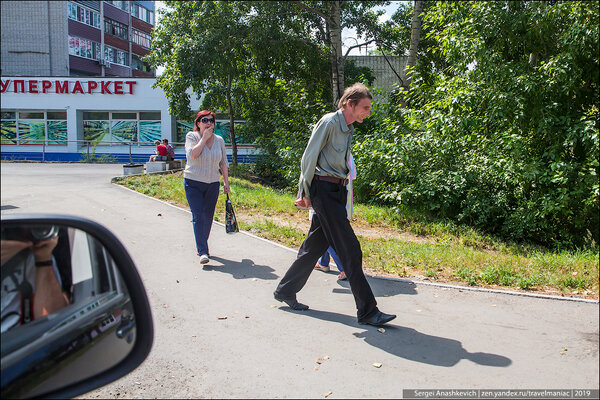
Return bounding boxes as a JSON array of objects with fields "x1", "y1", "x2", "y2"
[{"x1": 274, "y1": 83, "x2": 396, "y2": 326}]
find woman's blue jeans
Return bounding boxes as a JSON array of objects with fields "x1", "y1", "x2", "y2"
[
  {"x1": 319, "y1": 246, "x2": 344, "y2": 272},
  {"x1": 184, "y1": 178, "x2": 220, "y2": 256}
]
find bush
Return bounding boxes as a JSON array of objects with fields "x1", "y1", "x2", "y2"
[{"x1": 352, "y1": 1, "x2": 599, "y2": 251}]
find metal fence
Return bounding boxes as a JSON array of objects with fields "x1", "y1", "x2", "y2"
[
  {"x1": 1, "y1": 139, "x2": 259, "y2": 164},
  {"x1": 1, "y1": 139, "x2": 183, "y2": 164}
]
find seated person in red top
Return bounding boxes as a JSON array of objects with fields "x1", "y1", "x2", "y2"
[{"x1": 149, "y1": 140, "x2": 168, "y2": 161}]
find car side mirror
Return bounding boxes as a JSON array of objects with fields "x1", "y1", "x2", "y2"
[{"x1": 1, "y1": 215, "x2": 153, "y2": 399}]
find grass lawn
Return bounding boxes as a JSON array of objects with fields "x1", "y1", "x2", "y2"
[{"x1": 114, "y1": 171, "x2": 599, "y2": 300}]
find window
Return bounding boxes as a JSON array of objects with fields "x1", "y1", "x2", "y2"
[
  {"x1": 131, "y1": 54, "x2": 151, "y2": 72},
  {"x1": 139, "y1": 115, "x2": 161, "y2": 144},
  {"x1": 83, "y1": 112, "x2": 109, "y2": 120},
  {"x1": 111, "y1": 117, "x2": 137, "y2": 143},
  {"x1": 1, "y1": 111, "x2": 17, "y2": 145},
  {"x1": 131, "y1": 29, "x2": 152, "y2": 49},
  {"x1": 176, "y1": 119, "x2": 249, "y2": 145},
  {"x1": 47, "y1": 112, "x2": 67, "y2": 120},
  {"x1": 83, "y1": 111, "x2": 161, "y2": 145},
  {"x1": 140, "y1": 112, "x2": 161, "y2": 120},
  {"x1": 130, "y1": 2, "x2": 154, "y2": 25},
  {"x1": 46, "y1": 112, "x2": 68, "y2": 145},
  {"x1": 112, "y1": 112, "x2": 136, "y2": 119},
  {"x1": 68, "y1": 2, "x2": 101, "y2": 29},
  {"x1": 176, "y1": 121, "x2": 193, "y2": 145},
  {"x1": 104, "y1": 45, "x2": 129, "y2": 66},
  {"x1": 68, "y1": 2, "x2": 76, "y2": 19},
  {"x1": 1, "y1": 111, "x2": 16, "y2": 119},
  {"x1": 105, "y1": 1, "x2": 129, "y2": 12},
  {"x1": 104, "y1": 18, "x2": 128, "y2": 41},
  {"x1": 19, "y1": 112, "x2": 44, "y2": 120},
  {"x1": 16, "y1": 117, "x2": 41, "y2": 145},
  {"x1": 1, "y1": 111, "x2": 67, "y2": 145},
  {"x1": 69, "y1": 35, "x2": 101, "y2": 61},
  {"x1": 130, "y1": 2, "x2": 139, "y2": 18}
]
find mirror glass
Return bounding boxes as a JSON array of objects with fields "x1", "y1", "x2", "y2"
[{"x1": 1, "y1": 223, "x2": 137, "y2": 398}]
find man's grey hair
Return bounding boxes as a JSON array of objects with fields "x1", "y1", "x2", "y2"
[{"x1": 337, "y1": 83, "x2": 372, "y2": 109}]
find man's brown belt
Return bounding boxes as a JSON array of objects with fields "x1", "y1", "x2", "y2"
[{"x1": 313, "y1": 175, "x2": 348, "y2": 186}]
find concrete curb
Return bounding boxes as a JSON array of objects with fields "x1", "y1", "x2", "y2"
[
  {"x1": 113, "y1": 181, "x2": 599, "y2": 305},
  {"x1": 111, "y1": 168, "x2": 184, "y2": 182}
]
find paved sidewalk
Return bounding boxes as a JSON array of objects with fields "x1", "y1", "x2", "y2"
[{"x1": 1, "y1": 163, "x2": 598, "y2": 399}]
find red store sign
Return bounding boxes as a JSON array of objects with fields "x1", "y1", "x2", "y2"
[{"x1": 0, "y1": 79, "x2": 137, "y2": 95}]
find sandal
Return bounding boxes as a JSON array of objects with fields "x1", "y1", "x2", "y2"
[
  {"x1": 314, "y1": 262, "x2": 330, "y2": 272},
  {"x1": 337, "y1": 271, "x2": 347, "y2": 280}
]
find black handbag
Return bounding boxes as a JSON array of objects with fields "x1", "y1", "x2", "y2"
[{"x1": 225, "y1": 193, "x2": 239, "y2": 233}]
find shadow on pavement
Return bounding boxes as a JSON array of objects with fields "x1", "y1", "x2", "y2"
[
  {"x1": 282, "y1": 308, "x2": 512, "y2": 368},
  {"x1": 332, "y1": 276, "x2": 418, "y2": 297},
  {"x1": 203, "y1": 256, "x2": 278, "y2": 280}
]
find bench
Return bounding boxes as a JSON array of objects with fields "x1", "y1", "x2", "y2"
[
  {"x1": 166, "y1": 160, "x2": 184, "y2": 170},
  {"x1": 145, "y1": 160, "x2": 185, "y2": 173},
  {"x1": 145, "y1": 161, "x2": 166, "y2": 173}
]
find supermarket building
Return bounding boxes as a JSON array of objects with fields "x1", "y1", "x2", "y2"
[{"x1": 0, "y1": 76, "x2": 255, "y2": 163}]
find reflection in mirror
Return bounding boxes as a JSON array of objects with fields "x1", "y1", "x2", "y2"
[{"x1": 1, "y1": 224, "x2": 136, "y2": 398}]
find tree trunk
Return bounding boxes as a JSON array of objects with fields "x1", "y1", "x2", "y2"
[
  {"x1": 405, "y1": 0, "x2": 423, "y2": 89},
  {"x1": 226, "y1": 72, "x2": 237, "y2": 167},
  {"x1": 328, "y1": 0, "x2": 344, "y2": 107}
]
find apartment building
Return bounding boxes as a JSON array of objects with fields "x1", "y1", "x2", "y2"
[{"x1": 1, "y1": 0, "x2": 155, "y2": 78}]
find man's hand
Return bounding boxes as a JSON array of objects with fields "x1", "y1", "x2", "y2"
[
  {"x1": 31, "y1": 236, "x2": 59, "y2": 262},
  {"x1": 294, "y1": 196, "x2": 312, "y2": 209}
]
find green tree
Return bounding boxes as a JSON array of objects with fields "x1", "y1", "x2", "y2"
[
  {"x1": 148, "y1": 1, "x2": 256, "y2": 165},
  {"x1": 405, "y1": 0, "x2": 424, "y2": 85},
  {"x1": 290, "y1": 1, "x2": 389, "y2": 105},
  {"x1": 355, "y1": 1, "x2": 599, "y2": 249}
]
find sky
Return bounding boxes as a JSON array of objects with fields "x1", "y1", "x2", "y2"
[{"x1": 154, "y1": 1, "x2": 404, "y2": 74}]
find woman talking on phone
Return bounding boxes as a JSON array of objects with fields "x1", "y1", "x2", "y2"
[{"x1": 184, "y1": 110, "x2": 230, "y2": 264}]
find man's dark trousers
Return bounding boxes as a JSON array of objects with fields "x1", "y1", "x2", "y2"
[{"x1": 275, "y1": 178, "x2": 378, "y2": 320}]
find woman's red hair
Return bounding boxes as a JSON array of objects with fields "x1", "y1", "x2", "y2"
[{"x1": 193, "y1": 110, "x2": 216, "y2": 131}]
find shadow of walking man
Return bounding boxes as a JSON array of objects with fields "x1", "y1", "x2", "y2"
[
  {"x1": 354, "y1": 326, "x2": 512, "y2": 367},
  {"x1": 284, "y1": 308, "x2": 511, "y2": 368},
  {"x1": 333, "y1": 276, "x2": 419, "y2": 297}
]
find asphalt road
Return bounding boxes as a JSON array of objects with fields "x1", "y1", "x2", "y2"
[{"x1": 1, "y1": 162, "x2": 598, "y2": 399}]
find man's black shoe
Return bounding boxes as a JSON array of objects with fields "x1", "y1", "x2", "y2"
[
  {"x1": 358, "y1": 311, "x2": 396, "y2": 326},
  {"x1": 273, "y1": 291, "x2": 309, "y2": 310}
]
